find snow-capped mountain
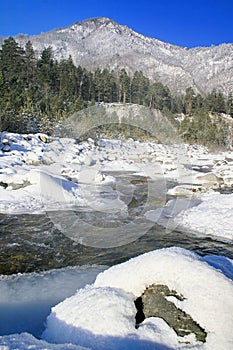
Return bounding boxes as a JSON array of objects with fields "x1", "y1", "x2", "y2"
[{"x1": 1, "y1": 17, "x2": 233, "y2": 95}]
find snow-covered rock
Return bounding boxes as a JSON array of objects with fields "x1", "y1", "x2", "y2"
[{"x1": 42, "y1": 247, "x2": 233, "y2": 350}]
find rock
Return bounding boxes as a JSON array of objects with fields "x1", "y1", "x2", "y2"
[
  {"x1": 135, "y1": 284, "x2": 207, "y2": 343},
  {"x1": 168, "y1": 184, "x2": 203, "y2": 197},
  {"x1": 223, "y1": 176, "x2": 233, "y2": 186},
  {"x1": 38, "y1": 134, "x2": 50, "y2": 143},
  {"x1": 1, "y1": 139, "x2": 11, "y2": 152},
  {"x1": 0, "y1": 181, "x2": 8, "y2": 189},
  {"x1": 23, "y1": 135, "x2": 32, "y2": 141},
  {"x1": 195, "y1": 172, "x2": 223, "y2": 188},
  {"x1": 131, "y1": 177, "x2": 147, "y2": 185},
  {"x1": 225, "y1": 154, "x2": 233, "y2": 162},
  {"x1": 7, "y1": 180, "x2": 31, "y2": 190}
]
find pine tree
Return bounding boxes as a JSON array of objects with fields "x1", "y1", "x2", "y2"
[
  {"x1": 184, "y1": 87, "x2": 196, "y2": 116},
  {"x1": 215, "y1": 91, "x2": 226, "y2": 113},
  {"x1": 205, "y1": 89, "x2": 226, "y2": 114},
  {"x1": 24, "y1": 41, "x2": 36, "y2": 86},
  {"x1": 118, "y1": 69, "x2": 130, "y2": 103},
  {"x1": 0, "y1": 37, "x2": 25, "y2": 86},
  {"x1": 226, "y1": 93, "x2": 233, "y2": 117},
  {"x1": 58, "y1": 57, "x2": 77, "y2": 98},
  {"x1": 131, "y1": 71, "x2": 149, "y2": 105},
  {"x1": 37, "y1": 47, "x2": 56, "y2": 90}
]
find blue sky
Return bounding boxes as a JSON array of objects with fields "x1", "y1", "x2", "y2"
[{"x1": 0, "y1": 0, "x2": 232, "y2": 48}]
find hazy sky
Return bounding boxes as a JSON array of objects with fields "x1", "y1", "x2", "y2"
[{"x1": 0, "y1": 0, "x2": 232, "y2": 48}]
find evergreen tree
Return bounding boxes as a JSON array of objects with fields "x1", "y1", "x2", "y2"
[
  {"x1": 37, "y1": 47, "x2": 58, "y2": 92},
  {"x1": 195, "y1": 94, "x2": 204, "y2": 110},
  {"x1": 131, "y1": 71, "x2": 149, "y2": 105},
  {"x1": 0, "y1": 37, "x2": 25, "y2": 86},
  {"x1": 205, "y1": 89, "x2": 226, "y2": 113},
  {"x1": 226, "y1": 93, "x2": 233, "y2": 117},
  {"x1": 184, "y1": 87, "x2": 196, "y2": 116},
  {"x1": 0, "y1": 37, "x2": 26, "y2": 112},
  {"x1": 171, "y1": 95, "x2": 184, "y2": 114},
  {"x1": 215, "y1": 91, "x2": 226, "y2": 113},
  {"x1": 146, "y1": 82, "x2": 171, "y2": 111},
  {"x1": 24, "y1": 41, "x2": 36, "y2": 86},
  {"x1": 58, "y1": 57, "x2": 77, "y2": 98},
  {"x1": 118, "y1": 69, "x2": 131, "y2": 103}
]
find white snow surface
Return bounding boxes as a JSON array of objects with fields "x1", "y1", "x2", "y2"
[
  {"x1": 0, "y1": 249, "x2": 232, "y2": 349},
  {"x1": 0, "y1": 132, "x2": 126, "y2": 214},
  {"x1": 42, "y1": 247, "x2": 233, "y2": 350},
  {"x1": 1, "y1": 133, "x2": 233, "y2": 349},
  {"x1": 145, "y1": 191, "x2": 233, "y2": 242},
  {"x1": 173, "y1": 192, "x2": 233, "y2": 241},
  {"x1": 1, "y1": 132, "x2": 233, "y2": 243}
]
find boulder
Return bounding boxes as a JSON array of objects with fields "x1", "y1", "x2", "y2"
[
  {"x1": 135, "y1": 284, "x2": 207, "y2": 342},
  {"x1": 196, "y1": 172, "x2": 223, "y2": 187},
  {"x1": 168, "y1": 184, "x2": 203, "y2": 196}
]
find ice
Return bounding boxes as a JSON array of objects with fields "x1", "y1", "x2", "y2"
[
  {"x1": 0, "y1": 265, "x2": 106, "y2": 337},
  {"x1": 203, "y1": 255, "x2": 233, "y2": 280},
  {"x1": 0, "y1": 333, "x2": 87, "y2": 350},
  {"x1": 43, "y1": 247, "x2": 233, "y2": 350}
]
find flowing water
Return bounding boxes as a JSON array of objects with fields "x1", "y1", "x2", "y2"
[{"x1": 0, "y1": 172, "x2": 232, "y2": 275}]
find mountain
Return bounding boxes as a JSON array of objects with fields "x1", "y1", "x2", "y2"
[{"x1": 1, "y1": 17, "x2": 233, "y2": 95}]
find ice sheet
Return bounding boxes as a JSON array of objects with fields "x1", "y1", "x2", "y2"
[{"x1": 0, "y1": 265, "x2": 106, "y2": 337}]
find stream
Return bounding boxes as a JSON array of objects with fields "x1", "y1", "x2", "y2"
[{"x1": 1, "y1": 172, "x2": 232, "y2": 275}]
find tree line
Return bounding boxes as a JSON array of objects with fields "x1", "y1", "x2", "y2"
[{"x1": 0, "y1": 37, "x2": 232, "y2": 145}]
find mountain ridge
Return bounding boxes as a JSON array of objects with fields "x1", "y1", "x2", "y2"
[{"x1": 1, "y1": 17, "x2": 232, "y2": 95}]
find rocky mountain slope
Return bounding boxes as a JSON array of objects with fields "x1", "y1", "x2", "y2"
[{"x1": 1, "y1": 17, "x2": 233, "y2": 95}]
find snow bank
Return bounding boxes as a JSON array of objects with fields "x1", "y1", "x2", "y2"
[
  {"x1": 173, "y1": 192, "x2": 233, "y2": 242},
  {"x1": 0, "y1": 169, "x2": 82, "y2": 214},
  {"x1": 1, "y1": 132, "x2": 233, "y2": 243},
  {"x1": 43, "y1": 248, "x2": 233, "y2": 350},
  {"x1": 0, "y1": 134, "x2": 125, "y2": 214},
  {"x1": 145, "y1": 191, "x2": 233, "y2": 243},
  {"x1": 0, "y1": 265, "x2": 106, "y2": 337}
]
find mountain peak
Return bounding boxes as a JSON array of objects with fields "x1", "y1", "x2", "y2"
[
  {"x1": 70, "y1": 17, "x2": 120, "y2": 30},
  {"x1": 3, "y1": 18, "x2": 232, "y2": 96},
  {"x1": 83, "y1": 17, "x2": 117, "y2": 24}
]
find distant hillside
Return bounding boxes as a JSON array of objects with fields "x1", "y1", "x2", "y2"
[{"x1": 1, "y1": 17, "x2": 232, "y2": 95}]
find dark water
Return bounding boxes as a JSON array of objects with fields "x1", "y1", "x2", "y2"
[
  {"x1": 1, "y1": 213, "x2": 232, "y2": 275},
  {"x1": 0, "y1": 173, "x2": 232, "y2": 275}
]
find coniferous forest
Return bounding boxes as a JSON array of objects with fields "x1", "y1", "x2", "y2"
[{"x1": 0, "y1": 37, "x2": 233, "y2": 146}]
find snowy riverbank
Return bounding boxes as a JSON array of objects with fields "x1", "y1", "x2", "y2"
[
  {"x1": 1, "y1": 132, "x2": 233, "y2": 243},
  {"x1": 1, "y1": 132, "x2": 233, "y2": 349}
]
